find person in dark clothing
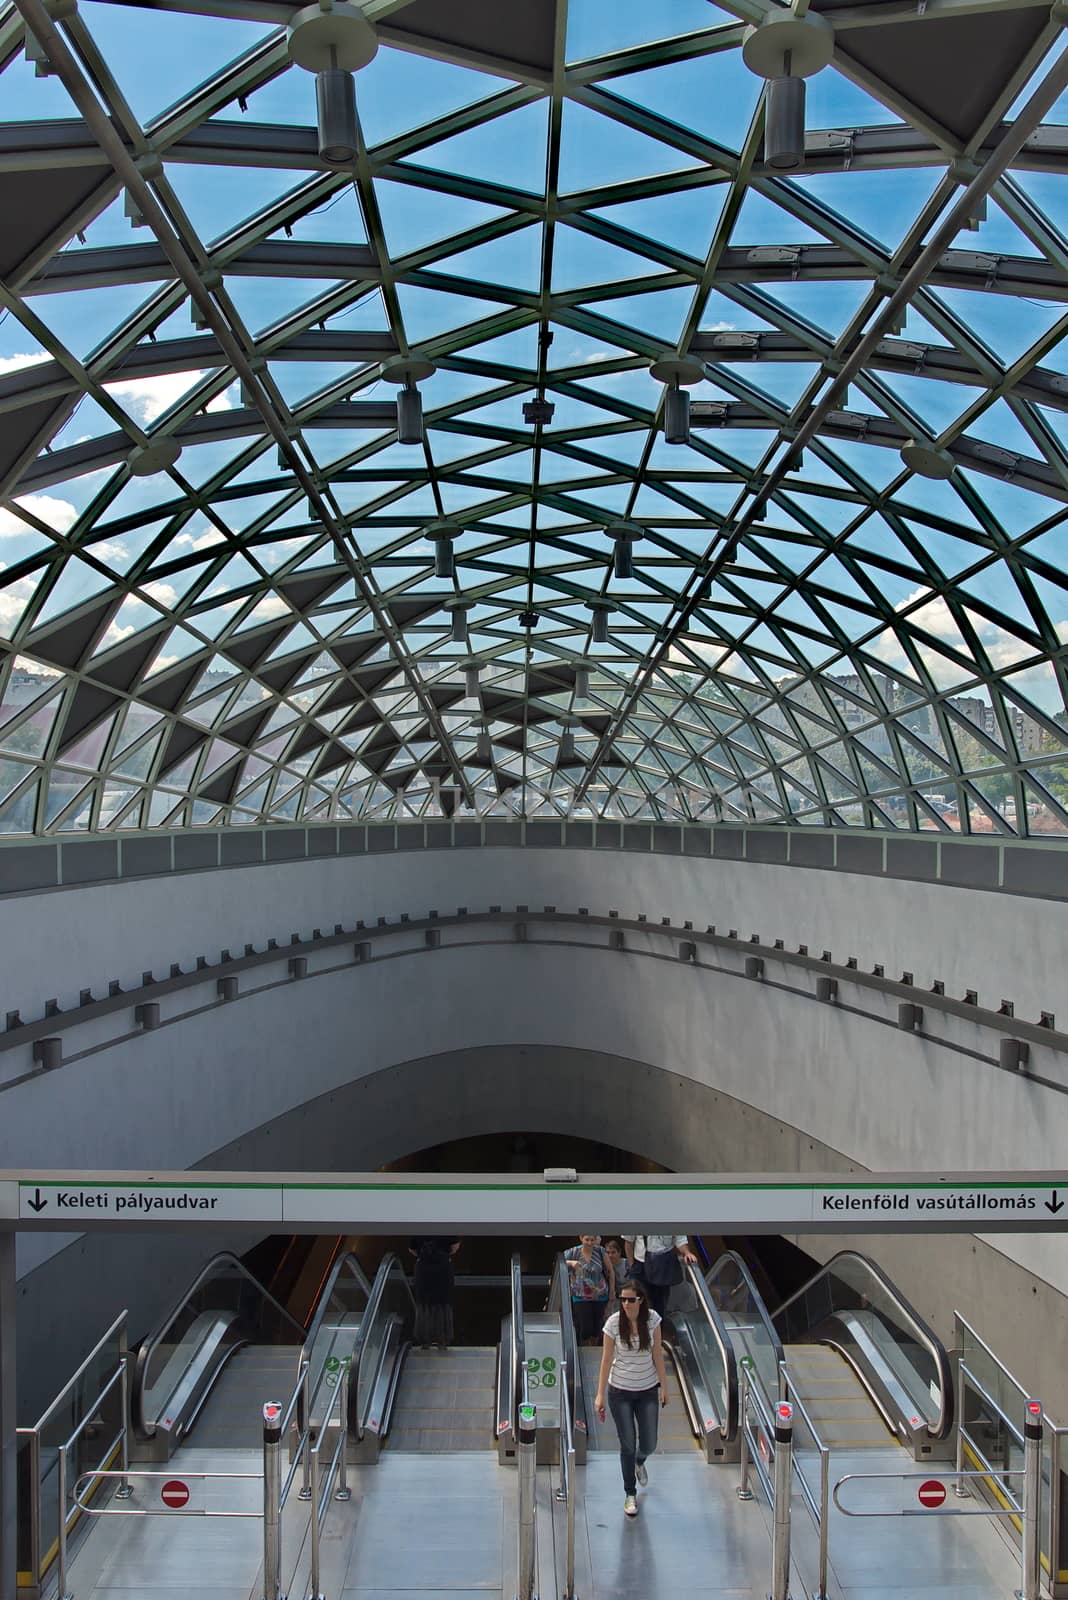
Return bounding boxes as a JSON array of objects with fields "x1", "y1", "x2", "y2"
[{"x1": 409, "y1": 1237, "x2": 460, "y2": 1348}]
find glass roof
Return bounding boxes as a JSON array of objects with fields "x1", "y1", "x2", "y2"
[{"x1": 1, "y1": 0, "x2": 1067, "y2": 836}]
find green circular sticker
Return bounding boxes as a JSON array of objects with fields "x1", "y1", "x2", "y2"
[
  {"x1": 542, "y1": 1357, "x2": 557, "y2": 1372},
  {"x1": 542, "y1": 1373, "x2": 557, "y2": 1388},
  {"x1": 325, "y1": 1356, "x2": 340, "y2": 1372},
  {"x1": 529, "y1": 1375, "x2": 541, "y2": 1389},
  {"x1": 527, "y1": 1357, "x2": 541, "y2": 1372}
]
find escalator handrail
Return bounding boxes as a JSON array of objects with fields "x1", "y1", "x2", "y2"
[
  {"x1": 133, "y1": 1250, "x2": 305, "y2": 1438},
  {"x1": 771, "y1": 1249, "x2": 952, "y2": 1440},
  {"x1": 683, "y1": 1260, "x2": 740, "y2": 1440},
  {"x1": 552, "y1": 1255, "x2": 586, "y2": 1434},
  {"x1": 707, "y1": 1249, "x2": 785, "y2": 1385},
  {"x1": 341, "y1": 1251, "x2": 413, "y2": 1442},
  {"x1": 298, "y1": 1250, "x2": 374, "y2": 1377},
  {"x1": 510, "y1": 1251, "x2": 527, "y2": 1435}
]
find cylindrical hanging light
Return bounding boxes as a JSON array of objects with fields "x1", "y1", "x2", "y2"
[
  {"x1": 606, "y1": 521, "x2": 645, "y2": 581},
  {"x1": 476, "y1": 727, "x2": 492, "y2": 761},
  {"x1": 426, "y1": 520, "x2": 460, "y2": 580},
  {"x1": 765, "y1": 75, "x2": 806, "y2": 170},
  {"x1": 559, "y1": 727, "x2": 576, "y2": 765},
  {"x1": 589, "y1": 604, "x2": 611, "y2": 644},
  {"x1": 664, "y1": 384, "x2": 690, "y2": 446},
  {"x1": 464, "y1": 663, "x2": 480, "y2": 698},
  {"x1": 574, "y1": 666, "x2": 590, "y2": 699},
  {"x1": 450, "y1": 605, "x2": 468, "y2": 644},
  {"x1": 650, "y1": 356, "x2": 704, "y2": 447},
  {"x1": 396, "y1": 382, "x2": 424, "y2": 445},
  {"x1": 315, "y1": 69, "x2": 357, "y2": 165},
  {"x1": 435, "y1": 539, "x2": 455, "y2": 580}
]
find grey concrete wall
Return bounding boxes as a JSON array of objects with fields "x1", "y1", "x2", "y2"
[{"x1": 0, "y1": 844, "x2": 1062, "y2": 1024}]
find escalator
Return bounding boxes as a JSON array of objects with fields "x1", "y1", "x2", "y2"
[{"x1": 133, "y1": 1250, "x2": 311, "y2": 1459}]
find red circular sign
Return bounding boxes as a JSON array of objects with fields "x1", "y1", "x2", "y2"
[
  {"x1": 918, "y1": 1479, "x2": 946, "y2": 1508},
  {"x1": 161, "y1": 1479, "x2": 190, "y2": 1509}
]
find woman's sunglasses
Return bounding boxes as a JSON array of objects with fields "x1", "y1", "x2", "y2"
[{"x1": 620, "y1": 1296, "x2": 640, "y2": 1303}]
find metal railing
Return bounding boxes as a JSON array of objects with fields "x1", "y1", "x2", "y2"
[
  {"x1": 296, "y1": 1250, "x2": 373, "y2": 1437},
  {"x1": 779, "y1": 1361, "x2": 831, "y2": 1600},
  {"x1": 955, "y1": 1312, "x2": 1068, "y2": 1593},
  {"x1": 557, "y1": 1360, "x2": 578, "y2": 1600},
  {"x1": 510, "y1": 1251, "x2": 528, "y2": 1436},
  {"x1": 16, "y1": 1309, "x2": 130, "y2": 1600},
  {"x1": 306, "y1": 1369, "x2": 351, "y2": 1600},
  {"x1": 774, "y1": 1250, "x2": 952, "y2": 1444},
  {"x1": 737, "y1": 1368, "x2": 796, "y2": 1600}
]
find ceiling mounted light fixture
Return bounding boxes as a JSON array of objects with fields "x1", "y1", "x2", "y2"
[
  {"x1": 381, "y1": 356, "x2": 436, "y2": 445},
  {"x1": 587, "y1": 601, "x2": 613, "y2": 644},
  {"x1": 464, "y1": 662, "x2": 481, "y2": 698},
  {"x1": 425, "y1": 520, "x2": 462, "y2": 579},
  {"x1": 449, "y1": 603, "x2": 469, "y2": 644},
  {"x1": 650, "y1": 356, "x2": 704, "y2": 445},
  {"x1": 741, "y1": 12, "x2": 834, "y2": 172},
  {"x1": 287, "y1": 1, "x2": 378, "y2": 167},
  {"x1": 128, "y1": 437, "x2": 181, "y2": 476},
  {"x1": 475, "y1": 725, "x2": 492, "y2": 761},
  {"x1": 605, "y1": 521, "x2": 645, "y2": 580},
  {"x1": 900, "y1": 439, "x2": 957, "y2": 480}
]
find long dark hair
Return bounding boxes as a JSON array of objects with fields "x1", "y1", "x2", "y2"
[{"x1": 617, "y1": 1277, "x2": 651, "y2": 1350}]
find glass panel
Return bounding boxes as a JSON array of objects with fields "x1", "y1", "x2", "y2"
[{"x1": 706, "y1": 1251, "x2": 783, "y2": 1407}]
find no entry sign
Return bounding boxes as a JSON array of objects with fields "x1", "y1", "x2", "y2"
[
  {"x1": 160, "y1": 1479, "x2": 190, "y2": 1510},
  {"x1": 918, "y1": 1479, "x2": 947, "y2": 1509}
]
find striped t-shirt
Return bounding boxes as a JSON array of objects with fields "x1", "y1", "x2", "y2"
[{"x1": 604, "y1": 1309, "x2": 661, "y2": 1392}]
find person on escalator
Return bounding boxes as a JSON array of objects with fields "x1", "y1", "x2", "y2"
[
  {"x1": 593, "y1": 1277, "x2": 669, "y2": 1518},
  {"x1": 622, "y1": 1234, "x2": 697, "y2": 1323},
  {"x1": 564, "y1": 1233, "x2": 615, "y2": 1343},
  {"x1": 409, "y1": 1236, "x2": 460, "y2": 1349}
]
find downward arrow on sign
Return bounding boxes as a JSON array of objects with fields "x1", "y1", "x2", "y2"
[
  {"x1": 27, "y1": 1188, "x2": 47, "y2": 1212},
  {"x1": 1045, "y1": 1191, "x2": 1064, "y2": 1214}
]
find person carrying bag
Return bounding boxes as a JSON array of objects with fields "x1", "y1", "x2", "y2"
[{"x1": 622, "y1": 1234, "x2": 696, "y2": 1319}]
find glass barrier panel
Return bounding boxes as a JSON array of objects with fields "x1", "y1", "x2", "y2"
[
  {"x1": 776, "y1": 1254, "x2": 943, "y2": 1428},
  {"x1": 708, "y1": 1254, "x2": 781, "y2": 1407},
  {"x1": 354, "y1": 1260, "x2": 412, "y2": 1430}
]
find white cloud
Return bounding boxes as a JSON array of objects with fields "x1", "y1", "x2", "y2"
[
  {"x1": 103, "y1": 371, "x2": 237, "y2": 425},
  {"x1": 174, "y1": 527, "x2": 226, "y2": 552},
  {"x1": 0, "y1": 494, "x2": 78, "y2": 538},
  {"x1": 98, "y1": 621, "x2": 136, "y2": 649},
  {"x1": 143, "y1": 580, "x2": 178, "y2": 608},
  {"x1": 0, "y1": 353, "x2": 49, "y2": 377},
  {"x1": 869, "y1": 584, "x2": 1068, "y2": 700},
  {"x1": 0, "y1": 576, "x2": 38, "y2": 636},
  {"x1": 247, "y1": 595, "x2": 290, "y2": 621}
]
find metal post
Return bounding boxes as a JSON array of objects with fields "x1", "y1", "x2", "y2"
[
  {"x1": 310, "y1": 1436, "x2": 321, "y2": 1600},
  {"x1": 335, "y1": 1370, "x2": 351, "y2": 1502},
  {"x1": 954, "y1": 1354, "x2": 969, "y2": 1498},
  {"x1": 57, "y1": 1445, "x2": 71, "y2": 1600},
  {"x1": 770, "y1": 1400, "x2": 793, "y2": 1600},
  {"x1": 565, "y1": 1432, "x2": 576, "y2": 1600},
  {"x1": 262, "y1": 1401, "x2": 283, "y2": 1600},
  {"x1": 738, "y1": 1366, "x2": 753, "y2": 1501},
  {"x1": 516, "y1": 1400, "x2": 537, "y2": 1600},
  {"x1": 0, "y1": 1233, "x2": 15, "y2": 1600},
  {"x1": 116, "y1": 1356, "x2": 132, "y2": 1499},
  {"x1": 816, "y1": 1444, "x2": 829, "y2": 1600},
  {"x1": 1020, "y1": 1398, "x2": 1043, "y2": 1600},
  {"x1": 299, "y1": 1367, "x2": 312, "y2": 1501}
]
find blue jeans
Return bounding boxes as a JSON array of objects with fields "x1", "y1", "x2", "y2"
[{"x1": 608, "y1": 1384, "x2": 659, "y2": 1494}]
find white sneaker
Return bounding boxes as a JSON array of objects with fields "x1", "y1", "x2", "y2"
[
  {"x1": 635, "y1": 1462, "x2": 648, "y2": 1486},
  {"x1": 624, "y1": 1494, "x2": 638, "y2": 1518}
]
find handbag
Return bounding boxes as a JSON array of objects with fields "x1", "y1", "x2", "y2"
[{"x1": 642, "y1": 1246, "x2": 683, "y2": 1288}]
